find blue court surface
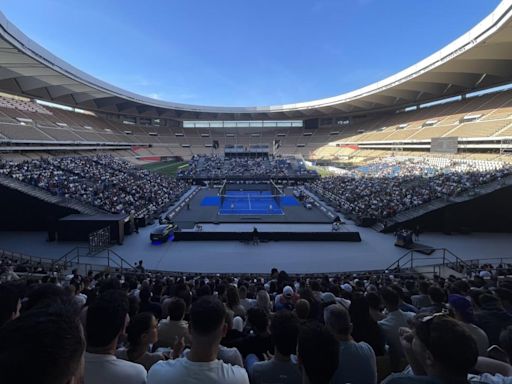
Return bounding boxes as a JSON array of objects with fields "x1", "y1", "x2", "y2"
[{"x1": 201, "y1": 191, "x2": 299, "y2": 215}]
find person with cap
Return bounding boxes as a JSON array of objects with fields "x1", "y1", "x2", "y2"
[
  {"x1": 448, "y1": 294, "x2": 489, "y2": 356},
  {"x1": 275, "y1": 286, "x2": 298, "y2": 312},
  {"x1": 324, "y1": 304, "x2": 377, "y2": 384},
  {"x1": 339, "y1": 284, "x2": 353, "y2": 308}
]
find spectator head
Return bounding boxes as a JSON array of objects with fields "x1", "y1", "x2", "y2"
[
  {"x1": 479, "y1": 293, "x2": 502, "y2": 310},
  {"x1": 366, "y1": 291, "x2": 382, "y2": 311},
  {"x1": 98, "y1": 277, "x2": 122, "y2": 295},
  {"x1": 224, "y1": 309, "x2": 234, "y2": 330},
  {"x1": 24, "y1": 283, "x2": 72, "y2": 312},
  {"x1": 189, "y1": 296, "x2": 227, "y2": 343},
  {"x1": 320, "y1": 292, "x2": 337, "y2": 307},
  {"x1": 226, "y1": 285, "x2": 241, "y2": 308},
  {"x1": 297, "y1": 323, "x2": 339, "y2": 384},
  {"x1": 167, "y1": 297, "x2": 186, "y2": 321},
  {"x1": 494, "y1": 288, "x2": 512, "y2": 308},
  {"x1": 412, "y1": 314, "x2": 478, "y2": 380},
  {"x1": 126, "y1": 312, "x2": 158, "y2": 348},
  {"x1": 247, "y1": 307, "x2": 269, "y2": 334},
  {"x1": 270, "y1": 311, "x2": 299, "y2": 357},
  {"x1": 283, "y1": 285, "x2": 294, "y2": 299},
  {"x1": 256, "y1": 290, "x2": 271, "y2": 314},
  {"x1": 0, "y1": 284, "x2": 21, "y2": 327},
  {"x1": 195, "y1": 284, "x2": 212, "y2": 298},
  {"x1": 295, "y1": 299, "x2": 310, "y2": 320},
  {"x1": 499, "y1": 326, "x2": 512, "y2": 363},
  {"x1": 428, "y1": 286, "x2": 446, "y2": 304},
  {"x1": 390, "y1": 285, "x2": 405, "y2": 301},
  {"x1": 0, "y1": 303, "x2": 85, "y2": 384},
  {"x1": 139, "y1": 287, "x2": 151, "y2": 303},
  {"x1": 340, "y1": 283, "x2": 353, "y2": 295},
  {"x1": 381, "y1": 288, "x2": 400, "y2": 311},
  {"x1": 310, "y1": 280, "x2": 321, "y2": 292},
  {"x1": 238, "y1": 285, "x2": 248, "y2": 299},
  {"x1": 86, "y1": 290, "x2": 129, "y2": 350},
  {"x1": 419, "y1": 281, "x2": 430, "y2": 295},
  {"x1": 448, "y1": 294, "x2": 474, "y2": 323},
  {"x1": 324, "y1": 304, "x2": 352, "y2": 338},
  {"x1": 348, "y1": 293, "x2": 372, "y2": 325}
]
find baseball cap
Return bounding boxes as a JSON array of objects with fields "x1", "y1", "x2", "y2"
[
  {"x1": 340, "y1": 283, "x2": 353, "y2": 293},
  {"x1": 321, "y1": 292, "x2": 337, "y2": 305},
  {"x1": 283, "y1": 286, "x2": 294, "y2": 297}
]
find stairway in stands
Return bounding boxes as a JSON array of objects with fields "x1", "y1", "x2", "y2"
[{"x1": 0, "y1": 175, "x2": 102, "y2": 215}]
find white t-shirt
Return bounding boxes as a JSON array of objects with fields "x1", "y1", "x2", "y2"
[
  {"x1": 147, "y1": 357, "x2": 249, "y2": 384},
  {"x1": 84, "y1": 352, "x2": 147, "y2": 384}
]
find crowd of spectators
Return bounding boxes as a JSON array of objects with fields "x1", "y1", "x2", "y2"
[
  {"x1": 309, "y1": 157, "x2": 512, "y2": 220},
  {"x1": 0, "y1": 155, "x2": 189, "y2": 215},
  {"x1": 177, "y1": 154, "x2": 317, "y2": 179},
  {"x1": 3, "y1": 260, "x2": 512, "y2": 383}
]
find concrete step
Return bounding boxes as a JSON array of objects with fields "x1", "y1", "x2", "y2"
[{"x1": 414, "y1": 264, "x2": 464, "y2": 279}]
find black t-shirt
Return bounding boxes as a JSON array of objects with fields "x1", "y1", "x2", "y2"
[{"x1": 232, "y1": 333, "x2": 272, "y2": 360}]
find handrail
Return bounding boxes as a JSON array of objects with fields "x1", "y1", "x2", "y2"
[
  {"x1": 385, "y1": 248, "x2": 472, "y2": 275},
  {"x1": 50, "y1": 246, "x2": 137, "y2": 274}
]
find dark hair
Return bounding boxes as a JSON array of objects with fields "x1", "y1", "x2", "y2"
[
  {"x1": 499, "y1": 326, "x2": 512, "y2": 362},
  {"x1": 298, "y1": 323, "x2": 339, "y2": 384},
  {"x1": 167, "y1": 297, "x2": 186, "y2": 321},
  {"x1": 0, "y1": 303, "x2": 84, "y2": 384},
  {"x1": 196, "y1": 284, "x2": 212, "y2": 297},
  {"x1": 419, "y1": 281, "x2": 430, "y2": 295},
  {"x1": 0, "y1": 284, "x2": 21, "y2": 327},
  {"x1": 189, "y1": 296, "x2": 226, "y2": 335},
  {"x1": 86, "y1": 290, "x2": 129, "y2": 348},
  {"x1": 24, "y1": 283, "x2": 73, "y2": 312},
  {"x1": 366, "y1": 292, "x2": 382, "y2": 310},
  {"x1": 295, "y1": 299, "x2": 310, "y2": 319},
  {"x1": 381, "y1": 288, "x2": 400, "y2": 308},
  {"x1": 139, "y1": 287, "x2": 151, "y2": 303},
  {"x1": 415, "y1": 315, "x2": 478, "y2": 376},
  {"x1": 495, "y1": 288, "x2": 512, "y2": 305},
  {"x1": 271, "y1": 311, "x2": 299, "y2": 356},
  {"x1": 428, "y1": 286, "x2": 446, "y2": 304},
  {"x1": 247, "y1": 307, "x2": 269, "y2": 333},
  {"x1": 98, "y1": 277, "x2": 122, "y2": 295},
  {"x1": 348, "y1": 294, "x2": 371, "y2": 326},
  {"x1": 126, "y1": 312, "x2": 155, "y2": 347},
  {"x1": 226, "y1": 285, "x2": 240, "y2": 308}
]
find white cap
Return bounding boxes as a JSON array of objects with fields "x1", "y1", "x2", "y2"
[
  {"x1": 283, "y1": 285, "x2": 294, "y2": 297},
  {"x1": 340, "y1": 283, "x2": 353, "y2": 293}
]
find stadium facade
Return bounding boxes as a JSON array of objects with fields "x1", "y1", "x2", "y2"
[{"x1": 1, "y1": 2, "x2": 512, "y2": 159}]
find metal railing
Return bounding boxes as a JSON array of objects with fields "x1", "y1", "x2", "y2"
[
  {"x1": 385, "y1": 248, "x2": 471, "y2": 277},
  {"x1": 0, "y1": 248, "x2": 55, "y2": 266},
  {"x1": 51, "y1": 246, "x2": 137, "y2": 274}
]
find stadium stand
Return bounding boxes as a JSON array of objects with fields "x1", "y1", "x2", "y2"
[
  {"x1": 0, "y1": 155, "x2": 189, "y2": 216},
  {"x1": 308, "y1": 157, "x2": 512, "y2": 221},
  {"x1": 2, "y1": 252, "x2": 512, "y2": 383}
]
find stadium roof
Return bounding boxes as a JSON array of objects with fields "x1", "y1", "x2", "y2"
[{"x1": 2, "y1": 1, "x2": 512, "y2": 120}]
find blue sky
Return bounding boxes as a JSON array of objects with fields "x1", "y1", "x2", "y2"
[{"x1": 1, "y1": 0, "x2": 501, "y2": 107}]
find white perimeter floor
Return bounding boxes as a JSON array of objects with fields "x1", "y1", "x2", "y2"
[{"x1": 0, "y1": 218, "x2": 510, "y2": 274}]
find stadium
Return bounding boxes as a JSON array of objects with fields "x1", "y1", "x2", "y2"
[{"x1": 1, "y1": 1, "x2": 512, "y2": 383}]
